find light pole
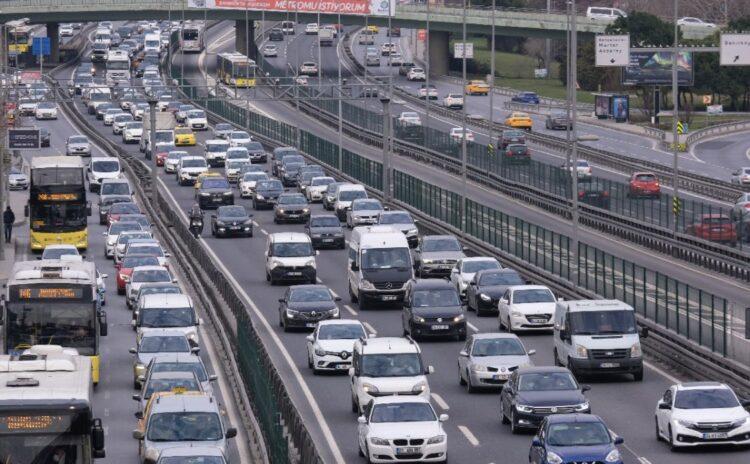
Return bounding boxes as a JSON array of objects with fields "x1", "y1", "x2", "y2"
[
  {"x1": 460, "y1": 0, "x2": 468, "y2": 231},
  {"x1": 671, "y1": 0, "x2": 680, "y2": 236},
  {"x1": 337, "y1": 12, "x2": 343, "y2": 170},
  {"x1": 569, "y1": 0, "x2": 580, "y2": 285},
  {"x1": 488, "y1": 0, "x2": 496, "y2": 155},
  {"x1": 147, "y1": 97, "x2": 159, "y2": 207},
  {"x1": 380, "y1": 94, "x2": 392, "y2": 202}
]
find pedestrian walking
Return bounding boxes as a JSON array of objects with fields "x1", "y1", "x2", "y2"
[{"x1": 3, "y1": 206, "x2": 15, "y2": 243}]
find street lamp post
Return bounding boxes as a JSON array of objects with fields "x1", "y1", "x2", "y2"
[
  {"x1": 569, "y1": 0, "x2": 580, "y2": 285},
  {"x1": 380, "y1": 94, "x2": 392, "y2": 202},
  {"x1": 148, "y1": 97, "x2": 159, "y2": 207},
  {"x1": 460, "y1": 0, "x2": 468, "y2": 231},
  {"x1": 671, "y1": 0, "x2": 680, "y2": 236}
]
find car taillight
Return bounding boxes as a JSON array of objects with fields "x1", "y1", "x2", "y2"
[
  {"x1": 744, "y1": 204, "x2": 750, "y2": 209},
  {"x1": 506, "y1": 150, "x2": 513, "y2": 156},
  {"x1": 578, "y1": 191, "x2": 585, "y2": 199},
  {"x1": 602, "y1": 191, "x2": 610, "y2": 197}
]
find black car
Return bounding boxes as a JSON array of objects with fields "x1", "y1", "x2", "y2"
[
  {"x1": 244, "y1": 141, "x2": 267, "y2": 163},
  {"x1": 280, "y1": 162, "x2": 304, "y2": 187},
  {"x1": 39, "y1": 128, "x2": 51, "y2": 147},
  {"x1": 272, "y1": 148, "x2": 301, "y2": 176},
  {"x1": 269, "y1": 28, "x2": 284, "y2": 41},
  {"x1": 322, "y1": 182, "x2": 346, "y2": 211},
  {"x1": 578, "y1": 185, "x2": 610, "y2": 209},
  {"x1": 274, "y1": 193, "x2": 310, "y2": 224},
  {"x1": 210, "y1": 205, "x2": 253, "y2": 238},
  {"x1": 498, "y1": 130, "x2": 526, "y2": 149},
  {"x1": 500, "y1": 367, "x2": 590, "y2": 434},
  {"x1": 362, "y1": 87, "x2": 379, "y2": 98},
  {"x1": 502, "y1": 144, "x2": 531, "y2": 164},
  {"x1": 95, "y1": 102, "x2": 115, "y2": 120},
  {"x1": 196, "y1": 176, "x2": 234, "y2": 209},
  {"x1": 402, "y1": 279, "x2": 467, "y2": 341},
  {"x1": 545, "y1": 111, "x2": 572, "y2": 130},
  {"x1": 278, "y1": 284, "x2": 341, "y2": 331},
  {"x1": 305, "y1": 214, "x2": 345, "y2": 249},
  {"x1": 398, "y1": 62, "x2": 415, "y2": 76},
  {"x1": 98, "y1": 195, "x2": 132, "y2": 225},
  {"x1": 466, "y1": 268, "x2": 525, "y2": 316},
  {"x1": 253, "y1": 179, "x2": 284, "y2": 209}
]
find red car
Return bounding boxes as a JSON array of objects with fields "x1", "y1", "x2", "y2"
[
  {"x1": 115, "y1": 254, "x2": 160, "y2": 294},
  {"x1": 686, "y1": 214, "x2": 736, "y2": 245},
  {"x1": 107, "y1": 202, "x2": 141, "y2": 225},
  {"x1": 628, "y1": 172, "x2": 661, "y2": 198},
  {"x1": 155, "y1": 144, "x2": 176, "y2": 167}
]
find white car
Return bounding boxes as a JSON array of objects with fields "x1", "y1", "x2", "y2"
[
  {"x1": 41, "y1": 244, "x2": 80, "y2": 260},
  {"x1": 131, "y1": 103, "x2": 148, "y2": 120},
  {"x1": 204, "y1": 139, "x2": 230, "y2": 167},
  {"x1": 228, "y1": 130, "x2": 252, "y2": 147},
  {"x1": 112, "y1": 114, "x2": 134, "y2": 135},
  {"x1": 60, "y1": 25, "x2": 75, "y2": 37},
  {"x1": 569, "y1": 159, "x2": 593, "y2": 180},
  {"x1": 104, "y1": 221, "x2": 144, "y2": 258},
  {"x1": 677, "y1": 17, "x2": 716, "y2": 28},
  {"x1": 306, "y1": 176, "x2": 335, "y2": 202},
  {"x1": 164, "y1": 151, "x2": 188, "y2": 174},
  {"x1": 449, "y1": 257, "x2": 502, "y2": 300},
  {"x1": 655, "y1": 382, "x2": 750, "y2": 449},
  {"x1": 357, "y1": 396, "x2": 448, "y2": 464},
  {"x1": 262, "y1": 44, "x2": 278, "y2": 57},
  {"x1": 34, "y1": 102, "x2": 58, "y2": 119},
  {"x1": 176, "y1": 156, "x2": 208, "y2": 186},
  {"x1": 239, "y1": 172, "x2": 269, "y2": 198},
  {"x1": 122, "y1": 122, "x2": 143, "y2": 143},
  {"x1": 497, "y1": 285, "x2": 557, "y2": 332},
  {"x1": 397, "y1": 112, "x2": 421, "y2": 127},
  {"x1": 299, "y1": 62, "x2": 319, "y2": 76},
  {"x1": 295, "y1": 75, "x2": 309, "y2": 86},
  {"x1": 443, "y1": 93, "x2": 464, "y2": 109},
  {"x1": 305, "y1": 23, "x2": 319, "y2": 35},
  {"x1": 66, "y1": 135, "x2": 92, "y2": 156},
  {"x1": 406, "y1": 67, "x2": 426, "y2": 81},
  {"x1": 185, "y1": 109, "x2": 208, "y2": 130},
  {"x1": 125, "y1": 265, "x2": 174, "y2": 309},
  {"x1": 103, "y1": 109, "x2": 124, "y2": 126},
  {"x1": 449, "y1": 127, "x2": 474, "y2": 142},
  {"x1": 418, "y1": 85, "x2": 438, "y2": 100},
  {"x1": 388, "y1": 52, "x2": 403, "y2": 66},
  {"x1": 306, "y1": 320, "x2": 367, "y2": 374}
]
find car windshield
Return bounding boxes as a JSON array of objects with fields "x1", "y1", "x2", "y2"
[
  {"x1": 187, "y1": 110, "x2": 205, "y2": 118},
  {"x1": 167, "y1": 152, "x2": 185, "y2": 161},
  {"x1": 41, "y1": 248, "x2": 78, "y2": 260},
  {"x1": 126, "y1": 122, "x2": 142, "y2": 129},
  {"x1": 231, "y1": 131, "x2": 250, "y2": 139},
  {"x1": 547, "y1": 422, "x2": 611, "y2": 447},
  {"x1": 360, "y1": 353, "x2": 423, "y2": 377},
  {"x1": 569, "y1": 310, "x2": 637, "y2": 335},
  {"x1": 472, "y1": 338, "x2": 526, "y2": 356},
  {"x1": 353, "y1": 200, "x2": 381, "y2": 211},
  {"x1": 122, "y1": 256, "x2": 160, "y2": 268},
  {"x1": 140, "y1": 286, "x2": 181, "y2": 297},
  {"x1": 518, "y1": 372, "x2": 578, "y2": 391},
  {"x1": 246, "y1": 142, "x2": 264, "y2": 151},
  {"x1": 110, "y1": 222, "x2": 141, "y2": 235},
  {"x1": 361, "y1": 248, "x2": 411, "y2": 270},
  {"x1": 227, "y1": 161, "x2": 247, "y2": 170},
  {"x1": 203, "y1": 178, "x2": 230, "y2": 189},
  {"x1": 272, "y1": 242, "x2": 313, "y2": 257},
  {"x1": 513, "y1": 289, "x2": 555, "y2": 304},
  {"x1": 479, "y1": 271, "x2": 523, "y2": 286},
  {"x1": 674, "y1": 389, "x2": 740, "y2": 409},
  {"x1": 227, "y1": 149, "x2": 249, "y2": 159},
  {"x1": 101, "y1": 197, "x2": 130, "y2": 207},
  {"x1": 207, "y1": 143, "x2": 228, "y2": 152},
  {"x1": 311, "y1": 177, "x2": 333, "y2": 186},
  {"x1": 147, "y1": 412, "x2": 222, "y2": 442},
  {"x1": 141, "y1": 308, "x2": 195, "y2": 328},
  {"x1": 144, "y1": 377, "x2": 201, "y2": 400},
  {"x1": 242, "y1": 173, "x2": 267, "y2": 182},
  {"x1": 371, "y1": 403, "x2": 436, "y2": 423},
  {"x1": 339, "y1": 190, "x2": 367, "y2": 201},
  {"x1": 140, "y1": 336, "x2": 190, "y2": 353},
  {"x1": 216, "y1": 124, "x2": 232, "y2": 132},
  {"x1": 258, "y1": 180, "x2": 283, "y2": 191},
  {"x1": 102, "y1": 183, "x2": 130, "y2": 195},
  {"x1": 218, "y1": 206, "x2": 246, "y2": 217},
  {"x1": 412, "y1": 289, "x2": 460, "y2": 307},
  {"x1": 702, "y1": 216, "x2": 731, "y2": 225},
  {"x1": 110, "y1": 203, "x2": 140, "y2": 214},
  {"x1": 379, "y1": 213, "x2": 413, "y2": 225},
  {"x1": 462, "y1": 260, "x2": 499, "y2": 273},
  {"x1": 128, "y1": 245, "x2": 163, "y2": 257},
  {"x1": 133, "y1": 269, "x2": 171, "y2": 283},
  {"x1": 423, "y1": 238, "x2": 461, "y2": 252},
  {"x1": 278, "y1": 195, "x2": 307, "y2": 205},
  {"x1": 69, "y1": 136, "x2": 88, "y2": 144},
  {"x1": 310, "y1": 216, "x2": 340, "y2": 228},
  {"x1": 318, "y1": 324, "x2": 365, "y2": 340},
  {"x1": 182, "y1": 159, "x2": 207, "y2": 168},
  {"x1": 402, "y1": 112, "x2": 419, "y2": 119},
  {"x1": 288, "y1": 287, "x2": 331, "y2": 302},
  {"x1": 92, "y1": 160, "x2": 119, "y2": 172},
  {"x1": 118, "y1": 233, "x2": 151, "y2": 245}
]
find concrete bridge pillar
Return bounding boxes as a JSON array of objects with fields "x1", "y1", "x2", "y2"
[
  {"x1": 235, "y1": 20, "x2": 257, "y2": 60},
  {"x1": 427, "y1": 30, "x2": 449, "y2": 77},
  {"x1": 46, "y1": 22, "x2": 59, "y2": 63}
]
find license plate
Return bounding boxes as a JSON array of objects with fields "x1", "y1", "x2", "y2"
[
  {"x1": 439, "y1": 264, "x2": 453, "y2": 269},
  {"x1": 336, "y1": 364, "x2": 349, "y2": 370},
  {"x1": 529, "y1": 318, "x2": 546, "y2": 323},
  {"x1": 230, "y1": 226, "x2": 241, "y2": 230},
  {"x1": 288, "y1": 214, "x2": 299, "y2": 218},
  {"x1": 431, "y1": 324, "x2": 449, "y2": 330},
  {"x1": 493, "y1": 373, "x2": 509, "y2": 380},
  {"x1": 322, "y1": 238, "x2": 334, "y2": 243},
  {"x1": 703, "y1": 432, "x2": 728, "y2": 439},
  {"x1": 396, "y1": 447, "x2": 420, "y2": 455},
  {"x1": 305, "y1": 323, "x2": 316, "y2": 328},
  {"x1": 212, "y1": 198, "x2": 222, "y2": 202},
  {"x1": 600, "y1": 362, "x2": 620, "y2": 368},
  {"x1": 287, "y1": 271, "x2": 302, "y2": 276},
  {"x1": 381, "y1": 295, "x2": 398, "y2": 301}
]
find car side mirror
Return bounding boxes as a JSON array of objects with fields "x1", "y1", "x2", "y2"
[
  {"x1": 209, "y1": 374, "x2": 218, "y2": 382},
  {"x1": 439, "y1": 414, "x2": 449, "y2": 422},
  {"x1": 357, "y1": 416, "x2": 367, "y2": 424},
  {"x1": 531, "y1": 437, "x2": 541, "y2": 447},
  {"x1": 191, "y1": 347, "x2": 201, "y2": 354},
  {"x1": 164, "y1": 252, "x2": 170, "y2": 258},
  {"x1": 102, "y1": 231, "x2": 108, "y2": 236},
  {"x1": 132, "y1": 394, "x2": 141, "y2": 401},
  {"x1": 458, "y1": 350, "x2": 468, "y2": 357},
  {"x1": 528, "y1": 349, "x2": 536, "y2": 356},
  {"x1": 658, "y1": 402, "x2": 671, "y2": 410},
  {"x1": 306, "y1": 334, "x2": 314, "y2": 342},
  {"x1": 557, "y1": 297, "x2": 564, "y2": 302},
  {"x1": 450, "y1": 268, "x2": 459, "y2": 274},
  {"x1": 614, "y1": 436, "x2": 624, "y2": 445},
  {"x1": 278, "y1": 298, "x2": 285, "y2": 303},
  {"x1": 132, "y1": 429, "x2": 144, "y2": 439},
  {"x1": 426, "y1": 365, "x2": 434, "y2": 374},
  {"x1": 581, "y1": 385, "x2": 591, "y2": 393},
  {"x1": 100, "y1": 274, "x2": 108, "y2": 279},
  {"x1": 225, "y1": 427, "x2": 238, "y2": 439},
  {"x1": 350, "y1": 262, "x2": 359, "y2": 271},
  {"x1": 640, "y1": 326, "x2": 649, "y2": 339},
  {"x1": 348, "y1": 367, "x2": 355, "y2": 377},
  {"x1": 129, "y1": 347, "x2": 136, "y2": 354},
  {"x1": 316, "y1": 250, "x2": 320, "y2": 255},
  {"x1": 334, "y1": 296, "x2": 342, "y2": 302}
]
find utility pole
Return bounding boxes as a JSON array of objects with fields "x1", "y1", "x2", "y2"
[
  {"x1": 0, "y1": 25, "x2": 6, "y2": 261},
  {"x1": 545, "y1": 0, "x2": 551, "y2": 79},
  {"x1": 381, "y1": 95, "x2": 392, "y2": 202},
  {"x1": 148, "y1": 98, "x2": 159, "y2": 207},
  {"x1": 570, "y1": 0, "x2": 580, "y2": 285},
  {"x1": 337, "y1": 11, "x2": 343, "y2": 170},
  {"x1": 671, "y1": 0, "x2": 680, "y2": 237},
  {"x1": 460, "y1": 0, "x2": 468, "y2": 231},
  {"x1": 488, "y1": 0, "x2": 496, "y2": 158}
]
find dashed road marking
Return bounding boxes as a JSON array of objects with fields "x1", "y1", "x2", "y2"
[
  {"x1": 457, "y1": 425, "x2": 479, "y2": 446},
  {"x1": 344, "y1": 304, "x2": 358, "y2": 316},
  {"x1": 467, "y1": 322, "x2": 479, "y2": 332},
  {"x1": 363, "y1": 321, "x2": 377, "y2": 335},
  {"x1": 431, "y1": 393, "x2": 450, "y2": 410}
]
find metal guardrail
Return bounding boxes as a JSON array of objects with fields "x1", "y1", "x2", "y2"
[{"x1": 686, "y1": 119, "x2": 750, "y2": 148}]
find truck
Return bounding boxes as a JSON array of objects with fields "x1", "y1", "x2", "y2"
[
  {"x1": 140, "y1": 111, "x2": 176, "y2": 154},
  {"x1": 319, "y1": 27, "x2": 334, "y2": 47}
]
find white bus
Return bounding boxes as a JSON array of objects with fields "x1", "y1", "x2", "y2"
[
  {"x1": 180, "y1": 21, "x2": 205, "y2": 53},
  {"x1": 105, "y1": 49, "x2": 130, "y2": 85}
]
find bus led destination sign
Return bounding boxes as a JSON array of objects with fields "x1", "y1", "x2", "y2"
[
  {"x1": 18, "y1": 287, "x2": 83, "y2": 299},
  {"x1": 35, "y1": 192, "x2": 80, "y2": 201},
  {"x1": 0, "y1": 415, "x2": 69, "y2": 433}
]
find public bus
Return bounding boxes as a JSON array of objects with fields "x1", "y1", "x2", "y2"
[
  {"x1": 105, "y1": 49, "x2": 131, "y2": 85},
  {"x1": 216, "y1": 52, "x2": 256, "y2": 88},
  {"x1": 27, "y1": 156, "x2": 90, "y2": 252},
  {"x1": 5, "y1": 20, "x2": 32, "y2": 66},
  {"x1": 4, "y1": 260, "x2": 108, "y2": 385},
  {"x1": 180, "y1": 21, "x2": 205, "y2": 53},
  {"x1": 0, "y1": 345, "x2": 106, "y2": 462}
]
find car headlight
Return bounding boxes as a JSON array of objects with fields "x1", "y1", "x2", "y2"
[
  {"x1": 677, "y1": 419, "x2": 696, "y2": 428},
  {"x1": 286, "y1": 309, "x2": 299, "y2": 317},
  {"x1": 574, "y1": 401, "x2": 590, "y2": 412},
  {"x1": 135, "y1": 363, "x2": 145, "y2": 374},
  {"x1": 479, "y1": 293, "x2": 491, "y2": 302},
  {"x1": 277, "y1": 209, "x2": 285, "y2": 214},
  {"x1": 453, "y1": 314, "x2": 465, "y2": 322},
  {"x1": 546, "y1": 451, "x2": 563, "y2": 464},
  {"x1": 360, "y1": 280, "x2": 375, "y2": 290},
  {"x1": 302, "y1": 208, "x2": 310, "y2": 213},
  {"x1": 370, "y1": 437, "x2": 389, "y2": 446},
  {"x1": 426, "y1": 434, "x2": 445, "y2": 444},
  {"x1": 515, "y1": 404, "x2": 533, "y2": 413},
  {"x1": 200, "y1": 192, "x2": 210, "y2": 196},
  {"x1": 471, "y1": 364, "x2": 487, "y2": 372},
  {"x1": 511, "y1": 311, "x2": 524, "y2": 318},
  {"x1": 630, "y1": 342, "x2": 642, "y2": 358},
  {"x1": 314, "y1": 346, "x2": 326, "y2": 356},
  {"x1": 305, "y1": 259, "x2": 316, "y2": 267},
  {"x1": 223, "y1": 191, "x2": 233, "y2": 195},
  {"x1": 256, "y1": 194, "x2": 264, "y2": 200},
  {"x1": 407, "y1": 228, "x2": 418, "y2": 235},
  {"x1": 216, "y1": 221, "x2": 226, "y2": 227},
  {"x1": 605, "y1": 449, "x2": 621, "y2": 463},
  {"x1": 411, "y1": 381, "x2": 427, "y2": 394},
  {"x1": 422, "y1": 259, "x2": 434, "y2": 265},
  {"x1": 362, "y1": 383, "x2": 379, "y2": 394},
  {"x1": 413, "y1": 315, "x2": 425, "y2": 323},
  {"x1": 271, "y1": 260, "x2": 283, "y2": 268},
  {"x1": 731, "y1": 417, "x2": 749, "y2": 428},
  {"x1": 575, "y1": 344, "x2": 588, "y2": 359}
]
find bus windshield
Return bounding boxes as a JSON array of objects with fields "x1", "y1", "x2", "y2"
[
  {"x1": 32, "y1": 168, "x2": 83, "y2": 186},
  {"x1": 183, "y1": 30, "x2": 200, "y2": 40},
  {"x1": 31, "y1": 203, "x2": 87, "y2": 233},
  {"x1": 106, "y1": 60, "x2": 129, "y2": 70},
  {"x1": 0, "y1": 410, "x2": 91, "y2": 464},
  {"x1": 6, "y1": 301, "x2": 96, "y2": 355}
]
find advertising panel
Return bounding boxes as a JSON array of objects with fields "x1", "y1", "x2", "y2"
[
  {"x1": 189, "y1": 0, "x2": 395, "y2": 16},
  {"x1": 622, "y1": 51, "x2": 693, "y2": 86},
  {"x1": 612, "y1": 95, "x2": 629, "y2": 122}
]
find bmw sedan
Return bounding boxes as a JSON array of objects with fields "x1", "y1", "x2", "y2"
[{"x1": 278, "y1": 285, "x2": 341, "y2": 331}]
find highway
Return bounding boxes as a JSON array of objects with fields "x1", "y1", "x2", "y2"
[{"x1": 41, "y1": 26, "x2": 750, "y2": 464}]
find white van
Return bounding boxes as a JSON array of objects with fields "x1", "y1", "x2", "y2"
[
  {"x1": 144, "y1": 33, "x2": 162, "y2": 54},
  {"x1": 349, "y1": 337, "x2": 433, "y2": 414},
  {"x1": 333, "y1": 184, "x2": 367, "y2": 221},
  {"x1": 586, "y1": 6, "x2": 627, "y2": 21},
  {"x1": 87, "y1": 157, "x2": 121, "y2": 193},
  {"x1": 348, "y1": 227, "x2": 413, "y2": 309},
  {"x1": 134, "y1": 293, "x2": 201, "y2": 346},
  {"x1": 553, "y1": 299, "x2": 647, "y2": 381},
  {"x1": 264, "y1": 232, "x2": 317, "y2": 285}
]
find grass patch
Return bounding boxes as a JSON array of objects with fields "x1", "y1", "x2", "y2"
[{"x1": 496, "y1": 78, "x2": 596, "y2": 105}]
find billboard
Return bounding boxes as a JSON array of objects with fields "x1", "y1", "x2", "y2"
[
  {"x1": 622, "y1": 51, "x2": 694, "y2": 86},
  {"x1": 8, "y1": 129, "x2": 40, "y2": 149},
  {"x1": 189, "y1": 0, "x2": 395, "y2": 16}
]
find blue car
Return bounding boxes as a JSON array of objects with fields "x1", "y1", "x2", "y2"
[
  {"x1": 529, "y1": 414, "x2": 624, "y2": 464},
  {"x1": 511, "y1": 91, "x2": 540, "y2": 105}
]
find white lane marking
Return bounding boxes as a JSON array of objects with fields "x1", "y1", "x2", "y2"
[
  {"x1": 644, "y1": 360, "x2": 680, "y2": 384},
  {"x1": 431, "y1": 393, "x2": 450, "y2": 410},
  {"x1": 640, "y1": 458, "x2": 654, "y2": 464},
  {"x1": 316, "y1": 277, "x2": 323, "y2": 283},
  {"x1": 746, "y1": 146, "x2": 750, "y2": 162},
  {"x1": 363, "y1": 321, "x2": 377, "y2": 335},
  {"x1": 344, "y1": 304, "x2": 358, "y2": 316},
  {"x1": 159, "y1": 181, "x2": 346, "y2": 463},
  {"x1": 467, "y1": 322, "x2": 479, "y2": 333},
  {"x1": 258, "y1": 228, "x2": 268, "y2": 235},
  {"x1": 457, "y1": 425, "x2": 480, "y2": 446},
  {"x1": 329, "y1": 289, "x2": 339, "y2": 298}
]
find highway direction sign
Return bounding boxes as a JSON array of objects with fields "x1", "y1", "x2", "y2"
[
  {"x1": 595, "y1": 34, "x2": 629, "y2": 67},
  {"x1": 720, "y1": 33, "x2": 750, "y2": 66},
  {"x1": 454, "y1": 42, "x2": 474, "y2": 59}
]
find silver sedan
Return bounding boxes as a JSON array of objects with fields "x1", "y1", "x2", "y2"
[
  {"x1": 66, "y1": 135, "x2": 92, "y2": 156},
  {"x1": 458, "y1": 333, "x2": 535, "y2": 393}
]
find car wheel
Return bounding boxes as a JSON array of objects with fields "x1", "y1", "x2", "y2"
[
  {"x1": 668, "y1": 425, "x2": 678, "y2": 451},
  {"x1": 633, "y1": 368, "x2": 644, "y2": 382},
  {"x1": 133, "y1": 379, "x2": 140, "y2": 390},
  {"x1": 655, "y1": 418, "x2": 661, "y2": 442},
  {"x1": 466, "y1": 370, "x2": 477, "y2": 393},
  {"x1": 510, "y1": 409, "x2": 520, "y2": 434},
  {"x1": 568, "y1": 358, "x2": 581, "y2": 380},
  {"x1": 501, "y1": 400, "x2": 510, "y2": 424},
  {"x1": 458, "y1": 364, "x2": 466, "y2": 385},
  {"x1": 351, "y1": 394, "x2": 359, "y2": 413},
  {"x1": 506, "y1": 315, "x2": 514, "y2": 333},
  {"x1": 308, "y1": 351, "x2": 314, "y2": 369},
  {"x1": 553, "y1": 349, "x2": 562, "y2": 367}
]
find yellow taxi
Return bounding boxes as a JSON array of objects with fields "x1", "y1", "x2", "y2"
[
  {"x1": 174, "y1": 126, "x2": 196, "y2": 146},
  {"x1": 366, "y1": 25, "x2": 379, "y2": 33},
  {"x1": 194, "y1": 171, "x2": 223, "y2": 190},
  {"x1": 465, "y1": 80, "x2": 490, "y2": 96},
  {"x1": 505, "y1": 112, "x2": 533, "y2": 131}
]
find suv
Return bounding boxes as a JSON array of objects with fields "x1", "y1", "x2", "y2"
[
  {"x1": 176, "y1": 156, "x2": 208, "y2": 185},
  {"x1": 265, "y1": 232, "x2": 317, "y2": 285},
  {"x1": 334, "y1": 184, "x2": 368, "y2": 221},
  {"x1": 350, "y1": 337, "x2": 434, "y2": 414},
  {"x1": 413, "y1": 235, "x2": 466, "y2": 278},
  {"x1": 402, "y1": 279, "x2": 467, "y2": 341}
]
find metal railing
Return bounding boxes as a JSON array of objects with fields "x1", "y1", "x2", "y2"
[{"x1": 686, "y1": 119, "x2": 750, "y2": 148}]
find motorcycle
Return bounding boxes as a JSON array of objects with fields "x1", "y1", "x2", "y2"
[{"x1": 189, "y1": 217, "x2": 203, "y2": 239}]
